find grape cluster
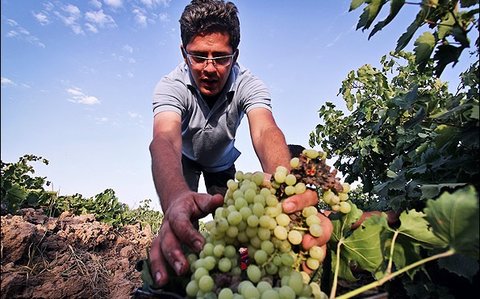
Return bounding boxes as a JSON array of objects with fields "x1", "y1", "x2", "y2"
[
  {"x1": 185, "y1": 149, "x2": 351, "y2": 298},
  {"x1": 284, "y1": 149, "x2": 352, "y2": 214}
]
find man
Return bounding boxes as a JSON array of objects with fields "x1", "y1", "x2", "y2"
[{"x1": 148, "y1": 0, "x2": 331, "y2": 287}]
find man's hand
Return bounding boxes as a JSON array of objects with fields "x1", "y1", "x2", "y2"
[
  {"x1": 282, "y1": 189, "x2": 333, "y2": 273},
  {"x1": 149, "y1": 191, "x2": 224, "y2": 287}
]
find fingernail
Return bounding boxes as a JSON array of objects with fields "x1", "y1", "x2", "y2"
[
  {"x1": 194, "y1": 240, "x2": 203, "y2": 251},
  {"x1": 155, "y1": 272, "x2": 162, "y2": 283},
  {"x1": 283, "y1": 202, "x2": 295, "y2": 213},
  {"x1": 174, "y1": 261, "x2": 183, "y2": 274}
]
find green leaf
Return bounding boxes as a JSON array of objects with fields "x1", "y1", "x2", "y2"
[
  {"x1": 397, "y1": 209, "x2": 448, "y2": 248},
  {"x1": 331, "y1": 250, "x2": 357, "y2": 281},
  {"x1": 437, "y1": 12, "x2": 456, "y2": 40},
  {"x1": 414, "y1": 31, "x2": 436, "y2": 72},
  {"x1": 369, "y1": 0, "x2": 405, "y2": 39},
  {"x1": 356, "y1": 0, "x2": 385, "y2": 31},
  {"x1": 460, "y1": 0, "x2": 479, "y2": 8},
  {"x1": 424, "y1": 185, "x2": 479, "y2": 258},
  {"x1": 350, "y1": 0, "x2": 366, "y2": 11},
  {"x1": 341, "y1": 215, "x2": 389, "y2": 272},
  {"x1": 396, "y1": 12, "x2": 424, "y2": 51},
  {"x1": 420, "y1": 183, "x2": 468, "y2": 200},
  {"x1": 438, "y1": 254, "x2": 479, "y2": 282},
  {"x1": 433, "y1": 44, "x2": 463, "y2": 76}
]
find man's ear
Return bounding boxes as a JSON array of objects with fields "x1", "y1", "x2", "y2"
[
  {"x1": 233, "y1": 49, "x2": 239, "y2": 63},
  {"x1": 180, "y1": 44, "x2": 188, "y2": 62}
]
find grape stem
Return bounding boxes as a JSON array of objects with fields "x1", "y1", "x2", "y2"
[{"x1": 331, "y1": 248, "x2": 456, "y2": 299}]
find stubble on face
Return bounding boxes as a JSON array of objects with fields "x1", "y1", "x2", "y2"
[{"x1": 184, "y1": 31, "x2": 235, "y2": 99}]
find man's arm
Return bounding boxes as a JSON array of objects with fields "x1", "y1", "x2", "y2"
[
  {"x1": 150, "y1": 111, "x2": 189, "y2": 209},
  {"x1": 246, "y1": 107, "x2": 291, "y2": 174},
  {"x1": 148, "y1": 111, "x2": 224, "y2": 286}
]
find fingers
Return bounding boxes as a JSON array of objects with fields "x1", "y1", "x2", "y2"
[
  {"x1": 282, "y1": 189, "x2": 318, "y2": 214},
  {"x1": 149, "y1": 221, "x2": 189, "y2": 287},
  {"x1": 170, "y1": 210, "x2": 205, "y2": 252},
  {"x1": 194, "y1": 193, "x2": 224, "y2": 218},
  {"x1": 302, "y1": 212, "x2": 333, "y2": 250}
]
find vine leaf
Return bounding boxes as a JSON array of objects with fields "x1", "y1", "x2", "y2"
[
  {"x1": 396, "y1": 209, "x2": 448, "y2": 248},
  {"x1": 341, "y1": 215, "x2": 389, "y2": 273},
  {"x1": 424, "y1": 185, "x2": 479, "y2": 258},
  {"x1": 414, "y1": 32, "x2": 436, "y2": 72},
  {"x1": 433, "y1": 44, "x2": 463, "y2": 76},
  {"x1": 356, "y1": 0, "x2": 385, "y2": 31},
  {"x1": 369, "y1": 0, "x2": 406, "y2": 39}
]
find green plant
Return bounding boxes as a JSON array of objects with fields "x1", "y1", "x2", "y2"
[
  {"x1": 309, "y1": 51, "x2": 479, "y2": 212},
  {"x1": 350, "y1": 0, "x2": 479, "y2": 76},
  {"x1": 1, "y1": 155, "x2": 163, "y2": 230},
  {"x1": 1, "y1": 154, "x2": 54, "y2": 214}
]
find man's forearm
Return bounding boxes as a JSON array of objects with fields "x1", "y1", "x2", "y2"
[
  {"x1": 255, "y1": 126, "x2": 291, "y2": 174},
  {"x1": 149, "y1": 137, "x2": 190, "y2": 211}
]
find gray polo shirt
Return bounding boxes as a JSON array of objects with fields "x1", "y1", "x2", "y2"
[{"x1": 153, "y1": 62, "x2": 272, "y2": 172}]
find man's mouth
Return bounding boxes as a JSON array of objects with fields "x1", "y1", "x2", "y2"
[{"x1": 201, "y1": 78, "x2": 218, "y2": 88}]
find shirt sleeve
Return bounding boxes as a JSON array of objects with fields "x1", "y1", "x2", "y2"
[
  {"x1": 235, "y1": 67, "x2": 272, "y2": 113},
  {"x1": 152, "y1": 72, "x2": 187, "y2": 117}
]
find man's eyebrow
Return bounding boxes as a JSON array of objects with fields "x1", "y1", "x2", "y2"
[{"x1": 189, "y1": 51, "x2": 232, "y2": 56}]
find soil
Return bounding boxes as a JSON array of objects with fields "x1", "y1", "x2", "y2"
[{"x1": 1, "y1": 208, "x2": 153, "y2": 299}]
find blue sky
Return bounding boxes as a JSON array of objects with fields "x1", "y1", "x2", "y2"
[{"x1": 1, "y1": 0, "x2": 476, "y2": 211}]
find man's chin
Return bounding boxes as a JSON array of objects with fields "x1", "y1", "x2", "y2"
[{"x1": 200, "y1": 87, "x2": 220, "y2": 98}]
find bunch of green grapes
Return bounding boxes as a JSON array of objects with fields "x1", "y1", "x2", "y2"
[
  {"x1": 184, "y1": 149, "x2": 351, "y2": 298},
  {"x1": 282, "y1": 149, "x2": 352, "y2": 214}
]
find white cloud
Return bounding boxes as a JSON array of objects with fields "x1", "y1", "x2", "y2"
[
  {"x1": 158, "y1": 12, "x2": 169, "y2": 22},
  {"x1": 67, "y1": 87, "x2": 100, "y2": 105},
  {"x1": 1, "y1": 77, "x2": 16, "y2": 87},
  {"x1": 95, "y1": 116, "x2": 109, "y2": 123},
  {"x1": 123, "y1": 44, "x2": 133, "y2": 53},
  {"x1": 104, "y1": 0, "x2": 123, "y2": 8},
  {"x1": 85, "y1": 23, "x2": 99, "y2": 33},
  {"x1": 128, "y1": 112, "x2": 142, "y2": 118},
  {"x1": 55, "y1": 4, "x2": 84, "y2": 35},
  {"x1": 140, "y1": 0, "x2": 171, "y2": 7},
  {"x1": 5, "y1": 18, "x2": 45, "y2": 48},
  {"x1": 85, "y1": 9, "x2": 117, "y2": 28},
  {"x1": 90, "y1": 0, "x2": 103, "y2": 9},
  {"x1": 132, "y1": 8, "x2": 147, "y2": 27},
  {"x1": 32, "y1": 11, "x2": 50, "y2": 25}
]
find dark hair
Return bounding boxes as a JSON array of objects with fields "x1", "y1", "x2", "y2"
[
  {"x1": 288, "y1": 144, "x2": 305, "y2": 158},
  {"x1": 179, "y1": 0, "x2": 240, "y2": 51}
]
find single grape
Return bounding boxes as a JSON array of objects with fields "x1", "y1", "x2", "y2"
[
  {"x1": 198, "y1": 275, "x2": 214, "y2": 293},
  {"x1": 218, "y1": 288, "x2": 234, "y2": 299},
  {"x1": 252, "y1": 171, "x2": 265, "y2": 186},
  {"x1": 306, "y1": 257, "x2": 320, "y2": 270},
  {"x1": 218, "y1": 257, "x2": 232, "y2": 272},
  {"x1": 309, "y1": 223, "x2": 323, "y2": 238},
  {"x1": 339, "y1": 201, "x2": 352, "y2": 213},
  {"x1": 294, "y1": 182, "x2": 307, "y2": 194},
  {"x1": 227, "y1": 179, "x2": 238, "y2": 191},
  {"x1": 185, "y1": 280, "x2": 199, "y2": 297},
  {"x1": 285, "y1": 174, "x2": 297, "y2": 186},
  {"x1": 287, "y1": 230, "x2": 303, "y2": 245},
  {"x1": 290, "y1": 157, "x2": 300, "y2": 169},
  {"x1": 278, "y1": 286, "x2": 296, "y2": 299},
  {"x1": 276, "y1": 213, "x2": 291, "y2": 227},
  {"x1": 247, "y1": 264, "x2": 262, "y2": 283},
  {"x1": 274, "y1": 225, "x2": 288, "y2": 240}
]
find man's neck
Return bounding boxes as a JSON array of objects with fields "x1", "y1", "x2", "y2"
[{"x1": 203, "y1": 95, "x2": 218, "y2": 109}]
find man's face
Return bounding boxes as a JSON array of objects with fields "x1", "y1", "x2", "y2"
[{"x1": 183, "y1": 31, "x2": 237, "y2": 98}]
